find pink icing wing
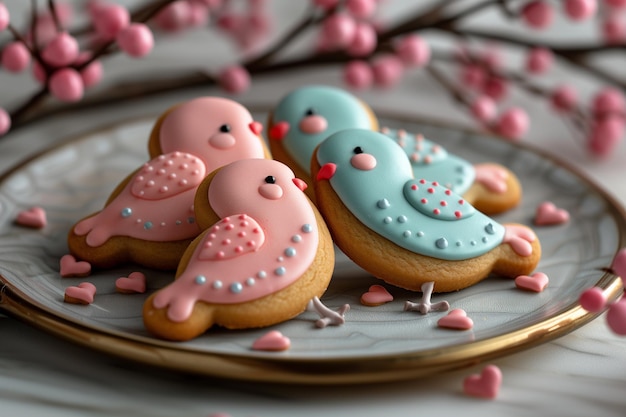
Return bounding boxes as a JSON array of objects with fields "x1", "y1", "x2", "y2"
[
  {"x1": 131, "y1": 152, "x2": 206, "y2": 200},
  {"x1": 197, "y1": 214, "x2": 265, "y2": 261}
]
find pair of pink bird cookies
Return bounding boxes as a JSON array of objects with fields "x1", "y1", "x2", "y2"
[{"x1": 67, "y1": 88, "x2": 541, "y2": 342}]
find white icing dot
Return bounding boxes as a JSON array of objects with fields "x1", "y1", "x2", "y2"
[
  {"x1": 292, "y1": 234, "x2": 302, "y2": 243},
  {"x1": 383, "y1": 216, "x2": 392, "y2": 224},
  {"x1": 246, "y1": 278, "x2": 255, "y2": 286},
  {"x1": 230, "y1": 282, "x2": 243, "y2": 293},
  {"x1": 377, "y1": 199, "x2": 390, "y2": 209},
  {"x1": 195, "y1": 275, "x2": 207, "y2": 285},
  {"x1": 213, "y1": 280, "x2": 223, "y2": 289},
  {"x1": 417, "y1": 231, "x2": 424, "y2": 237},
  {"x1": 403, "y1": 230, "x2": 411, "y2": 238},
  {"x1": 301, "y1": 224, "x2": 313, "y2": 233},
  {"x1": 257, "y1": 271, "x2": 267, "y2": 279},
  {"x1": 397, "y1": 215, "x2": 407, "y2": 223},
  {"x1": 275, "y1": 266, "x2": 286, "y2": 276},
  {"x1": 285, "y1": 247, "x2": 296, "y2": 257}
]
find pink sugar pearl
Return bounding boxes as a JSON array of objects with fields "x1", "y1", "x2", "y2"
[
  {"x1": 347, "y1": 22, "x2": 377, "y2": 56},
  {"x1": 522, "y1": 1, "x2": 554, "y2": 29},
  {"x1": 75, "y1": 52, "x2": 103, "y2": 88},
  {"x1": 471, "y1": 95, "x2": 497, "y2": 122},
  {"x1": 0, "y1": 3, "x2": 9, "y2": 32},
  {"x1": 460, "y1": 64, "x2": 486, "y2": 89},
  {"x1": 116, "y1": 23, "x2": 154, "y2": 58},
  {"x1": 612, "y1": 248, "x2": 626, "y2": 278},
  {"x1": 346, "y1": 0, "x2": 377, "y2": 19},
  {"x1": 605, "y1": 0, "x2": 626, "y2": 8},
  {"x1": 483, "y1": 77, "x2": 508, "y2": 102},
  {"x1": 395, "y1": 35, "x2": 430, "y2": 68},
  {"x1": 602, "y1": 15, "x2": 626, "y2": 44},
  {"x1": 1, "y1": 41, "x2": 31, "y2": 73},
  {"x1": 497, "y1": 107, "x2": 529, "y2": 140},
  {"x1": 49, "y1": 68, "x2": 84, "y2": 102},
  {"x1": 525, "y1": 47, "x2": 553, "y2": 74},
  {"x1": 372, "y1": 54, "x2": 404, "y2": 88},
  {"x1": 579, "y1": 287, "x2": 607, "y2": 312},
  {"x1": 0, "y1": 108, "x2": 11, "y2": 136},
  {"x1": 187, "y1": 2, "x2": 210, "y2": 27},
  {"x1": 607, "y1": 298, "x2": 626, "y2": 335},
  {"x1": 154, "y1": 1, "x2": 192, "y2": 32},
  {"x1": 563, "y1": 0, "x2": 597, "y2": 21},
  {"x1": 343, "y1": 60, "x2": 373, "y2": 90},
  {"x1": 93, "y1": 4, "x2": 130, "y2": 40},
  {"x1": 219, "y1": 65, "x2": 251, "y2": 94},
  {"x1": 592, "y1": 87, "x2": 625, "y2": 117},
  {"x1": 550, "y1": 85, "x2": 578, "y2": 112},
  {"x1": 321, "y1": 13, "x2": 356, "y2": 48},
  {"x1": 587, "y1": 116, "x2": 624, "y2": 158},
  {"x1": 42, "y1": 32, "x2": 79, "y2": 67}
]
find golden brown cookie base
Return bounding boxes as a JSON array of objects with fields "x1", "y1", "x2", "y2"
[{"x1": 463, "y1": 163, "x2": 522, "y2": 215}]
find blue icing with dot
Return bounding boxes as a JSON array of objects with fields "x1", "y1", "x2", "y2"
[{"x1": 316, "y1": 129, "x2": 505, "y2": 261}]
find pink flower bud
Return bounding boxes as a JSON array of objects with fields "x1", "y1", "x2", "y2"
[
  {"x1": 346, "y1": 0, "x2": 377, "y2": 19},
  {"x1": 153, "y1": 1, "x2": 192, "y2": 32},
  {"x1": 0, "y1": 108, "x2": 11, "y2": 136},
  {"x1": 460, "y1": 64, "x2": 486, "y2": 89},
  {"x1": 521, "y1": 1, "x2": 554, "y2": 29},
  {"x1": 395, "y1": 35, "x2": 430, "y2": 68},
  {"x1": 75, "y1": 52, "x2": 103, "y2": 88},
  {"x1": 525, "y1": 47, "x2": 553, "y2": 74},
  {"x1": 312, "y1": 0, "x2": 340, "y2": 10},
  {"x1": 550, "y1": 85, "x2": 578, "y2": 112},
  {"x1": 1, "y1": 42, "x2": 31, "y2": 73},
  {"x1": 187, "y1": 2, "x2": 210, "y2": 27},
  {"x1": 42, "y1": 32, "x2": 79, "y2": 67},
  {"x1": 116, "y1": 23, "x2": 154, "y2": 58},
  {"x1": 0, "y1": 3, "x2": 10, "y2": 32},
  {"x1": 482, "y1": 77, "x2": 509, "y2": 102},
  {"x1": 93, "y1": 4, "x2": 130, "y2": 40},
  {"x1": 371, "y1": 54, "x2": 404, "y2": 88},
  {"x1": 471, "y1": 95, "x2": 497, "y2": 122},
  {"x1": 563, "y1": 0, "x2": 597, "y2": 21},
  {"x1": 497, "y1": 107, "x2": 530, "y2": 140},
  {"x1": 219, "y1": 65, "x2": 251, "y2": 94},
  {"x1": 587, "y1": 116, "x2": 625, "y2": 158},
  {"x1": 592, "y1": 87, "x2": 625, "y2": 117},
  {"x1": 49, "y1": 68, "x2": 84, "y2": 102},
  {"x1": 347, "y1": 22, "x2": 377, "y2": 56},
  {"x1": 321, "y1": 13, "x2": 356, "y2": 49},
  {"x1": 32, "y1": 60, "x2": 47, "y2": 84},
  {"x1": 604, "y1": 0, "x2": 626, "y2": 8},
  {"x1": 343, "y1": 60, "x2": 373, "y2": 90},
  {"x1": 602, "y1": 15, "x2": 626, "y2": 44}
]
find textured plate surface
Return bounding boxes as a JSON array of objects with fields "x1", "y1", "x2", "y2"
[{"x1": 0, "y1": 113, "x2": 623, "y2": 384}]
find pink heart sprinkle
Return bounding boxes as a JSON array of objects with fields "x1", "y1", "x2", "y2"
[
  {"x1": 437, "y1": 308, "x2": 474, "y2": 330},
  {"x1": 579, "y1": 287, "x2": 607, "y2": 312},
  {"x1": 59, "y1": 254, "x2": 92, "y2": 277},
  {"x1": 515, "y1": 272, "x2": 549, "y2": 293},
  {"x1": 607, "y1": 298, "x2": 626, "y2": 335},
  {"x1": 115, "y1": 272, "x2": 146, "y2": 294},
  {"x1": 463, "y1": 365, "x2": 502, "y2": 399},
  {"x1": 64, "y1": 282, "x2": 96, "y2": 305},
  {"x1": 251, "y1": 330, "x2": 291, "y2": 352},
  {"x1": 534, "y1": 201, "x2": 570, "y2": 226},
  {"x1": 360, "y1": 284, "x2": 393, "y2": 306},
  {"x1": 15, "y1": 206, "x2": 47, "y2": 229}
]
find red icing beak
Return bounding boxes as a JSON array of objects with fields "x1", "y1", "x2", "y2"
[
  {"x1": 249, "y1": 121, "x2": 263, "y2": 135},
  {"x1": 269, "y1": 121, "x2": 290, "y2": 141},
  {"x1": 292, "y1": 177, "x2": 308, "y2": 191},
  {"x1": 316, "y1": 163, "x2": 337, "y2": 181}
]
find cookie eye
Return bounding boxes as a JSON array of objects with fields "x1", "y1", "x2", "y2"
[
  {"x1": 304, "y1": 108, "x2": 316, "y2": 116},
  {"x1": 264, "y1": 175, "x2": 276, "y2": 184},
  {"x1": 353, "y1": 146, "x2": 364, "y2": 154},
  {"x1": 219, "y1": 124, "x2": 231, "y2": 133}
]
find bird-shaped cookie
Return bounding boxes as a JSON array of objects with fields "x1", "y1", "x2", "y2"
[
  {"x1": 312, "y1": 129, "x2": 541, "y2": 292},
  {"x1": 68, "y1": 97, "x2": 270, "y2": 270},
  {"x1": 268, "y1": 85, "x2": 378, "y2": 198},
  {"x1": 143, "y1": 158, "x2": 335, "y2": 341}
]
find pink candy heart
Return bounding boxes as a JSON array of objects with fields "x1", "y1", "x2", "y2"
[
  {"x1": 15, "y1": 206, "x2": 47, "y2": 229},
  {"x1": 115, "y1": 272, "x2": 147, "y2": 294},
  {"x1": 360, "y1": 284, "x2": 393, "y2": 306},
  {"x1": 251, "y1": 330, "x2": 291, "y2": 351},
  {"x1": 64, "y1": 282, "x2": 96, "y2": 305},
  {"x1": 59, "y1": 254, "x2": 92, "y2": 277},
  {"x1": 437, "y1": 308, "x2": 474, "y2": 330},
  {"x1": 534, "y1": 201, "x2": 570, "y2": 226},
  {"x1": 515, "y1": 272, "x2": 549, "y2": 292},
  {"x1": 463, "y1": 365, "x2": 502, "y2": 399}
]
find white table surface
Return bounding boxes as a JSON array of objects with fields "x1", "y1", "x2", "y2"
[{"x1": 1, "y1": 2, "x2": 626, "y2": 416}]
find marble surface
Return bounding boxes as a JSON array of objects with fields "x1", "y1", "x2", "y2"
[{"x1": 1, "y1": 1, "x2": 626, "y2": 416}]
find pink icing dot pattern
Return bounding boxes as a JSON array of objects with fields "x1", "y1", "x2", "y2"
[
  {"x1": 403, "y1": 179, "x2": 476, "y2": 221},
  {"x1": 198, "y1": 215, "x2": 265, "y2": 260},
  {"x1": 131, "y1": 152, "x2": 205, "y2": 200}
]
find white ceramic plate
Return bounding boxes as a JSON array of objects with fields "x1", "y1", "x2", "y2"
[{"x1": 0, "y1": 112, "x2": 623, "y2": 384}]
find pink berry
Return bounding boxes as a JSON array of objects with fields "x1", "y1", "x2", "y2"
[
  {"x1": 116, "y1": 23, "x2": 154, "y2": 58},
  {"x1": 371, "y1": 54, "x2": 404, "y2": 88},
  {"x1": 1, "y1": 41, "x2": 31, "y2": 73},
  {"x1": 587, "y1": 116, "x2": 624, "y2": 157},
  {"x1": 550, "y1": 85, "x2": 578, "y2": 112},
  {"x1": 41, "y1": 32, "x2": 79, "y2": 67},
  {"x1": 525, "y1": 47, "x2": 553, "y2": 74},
  {"x1": 247, "y1": 12, "x2": 272, "y2": 36},
  {"x1": 563, "y1": 0, "x2": 597, "y2": 21},
  {"x1": 522, "y1": 1, "x2": 554, "y2": 29},
  {"x1": 153, "y1": 1, "x2": 192, "y2": 32},
  {"x1": 579, "y1": 287, "x2": 607, "y2": 312},
  {"x1": 343, "y1": 60, "x2": 373, "y2": 90},
  {"x1": 604, "y1": 0, "x2": 626, "y2": 8},
  {"x1": 460, "y1": 64, "x2": 486, "y2": 89},
  {"x1": 32, "y1": 60, "x2": 47, "y2": 84},
  {"x1": 93, "y1": 4, "x2": 130, "y2": 40},
  {"x1": 346, "y1": 0, "x2": 377, "y2": 19},
  {"x1": 313, "y1": 0, "x2": 340, "y2": 10},
  {"x1": 0, "y1": 3, "x2": 10, "y2": 32},
  {"x1": 219, "y1": 65, "x2": 251, "y2": 94},
  {"x1": 471, "y1": 95, "x2": 497, "y2": 122},
  {"x1": 187, "y1": 2, "x2": 210, "y2": 27},
  {"x1": 395, "y1": 35, "x2": 430, "y2": 68},
  {"x1": 602, "y1": 15, "x2": 626, "y2": 44},
  {"x1": 321, "y1": 13, "x2": 356, "y2": 48},
  {"x1": 75, "y1": 52, "x2": 103, "y2": 88},
  {"x1": 607, "y1": 298, "x2": 626, "y2": 335},
  {"x1": 347, "y1": 22, "x2": 377, "y2": 56},
  {"x1": 49, "y1": 68, "x2": 84, "y2": 102},
  {"x1": 497, "y1": 107, "x2": 530, "y2": 140},
  {"x1": 612, "y1": 248, "x2": 626, "y2": 278},
  {"x1": 483, "y1": 77, "x2": 509, "y2": 102},
  {"x1": 0, "y1": 107, "x2": 11, "y2": 136},
  {"x1": 592, "y1": 87, "x2": 625, "y2": 117}
]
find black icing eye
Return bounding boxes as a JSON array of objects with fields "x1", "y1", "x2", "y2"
[
  {"x1": 264, "y1": 175, "x2": 276, "y2": 184},
  {"x1": 219, "y1": 124, "x2": 231, "y2": 133},
  {"x1": 353, "y1": 146, "x2": 364, "y2": 154},
  {"x1": 304, "y1": 108, "x2": 316, "y2": 116}
]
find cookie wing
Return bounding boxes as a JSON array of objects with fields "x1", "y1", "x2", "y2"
[
  {"x1": 197, "y1": 214, "x2": 265, "y2": 261},
  {"x1": 403, "y1": 179, "x2": 476, "y2": 221}
]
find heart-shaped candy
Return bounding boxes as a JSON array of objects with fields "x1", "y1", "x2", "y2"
[
  {"x1": 59, "y1": 254, "x2": 92, "y2": 277},
  {"x1": 115, "y1": 272, "x2": 146, "y2": 294},
  {"x1": 64, "y1": 282, "x2": 96, "y2": 305},
  {"x1": 463, "y1": 365, "x2": 502, "y2": 399},
  {"x1": 15, "y1": 206, "x2": 47, "y2": 229},
  {"x1": 269, "y1": 121, "x2": 290, "y2": 141},
  {"x1": 534, "y1": 201, "x2": 570, "y2": 226},
  {"x1": 437, "y1": 308, "x2": 474, "y2": 330},
  {"x1": 515, "y1": 272, "x2": 549, "y2": 292},
  {"x1": 360, "y1": 284, "x2": 393, "y2": 306},
  {"x1": 251, "y1": 330, "x2": 291, "y2": 351}
]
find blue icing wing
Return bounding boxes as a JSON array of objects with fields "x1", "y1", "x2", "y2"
[
  {"x1": 403, "y1": 179, "x2": 476, "y2": 221},
  {"x1": 382, "y1": 128, "x2": 476, "y2": 194}
]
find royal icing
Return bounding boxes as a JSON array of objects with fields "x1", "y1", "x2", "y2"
[
  {"x1": 271, "y1": 85, "x2": 374, "y2": 174},
  {"x1": 152, "y1": 159, "x2": 320, "y2": 321},
  {"x1": 316, "y1": 129, "x2": 508, "y2": 261},
  {"x1": 73, "y1": 97, "x2": 266, "y2": 247}
]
